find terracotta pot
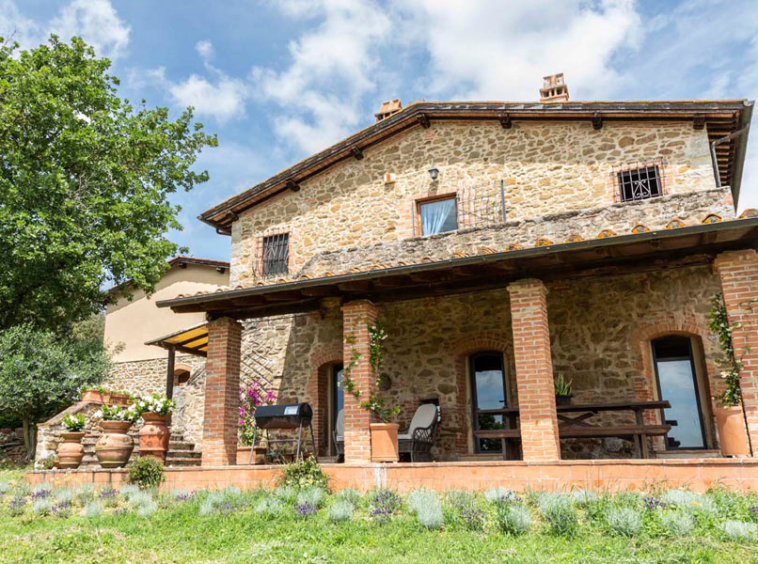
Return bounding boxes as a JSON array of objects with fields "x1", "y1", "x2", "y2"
[
  {"x1": 715, "y1": 406, "x2": 750, "y2": 456},
  {"x1": 95, "y1": 421, "x2": 134, "y2": 468},
  {"x1": 82, "y1": 389, "x2": 109, "y2": 404},
  {"x1": 236, "y1": 445, "x2": 268, "y2": 465},
  {"x1": 57, "y1": 432, "x2": 86, "y2": 469},
  {"x1": 110, "y1": 393, "x2": 130, "y2": 407},
  {"x1": 139, "y1": 412, "x2": 171, "y2": 462},
  {"x1": 370, "y1": 423, "x2": 399, "y2": 463}
]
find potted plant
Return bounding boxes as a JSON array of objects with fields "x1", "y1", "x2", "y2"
[
  {"x1": 343, "y1": 324, "x2": 400, "y2": 463},
  {"x1": 136, "y1": 394, "x2": 176, "y2": 463},
  {"x1": 94, "y1": 404, "x2": 139, "y2": 468},
  {"x1": 554, "y1": 373, "x2": 573, "y2": 406},
  {"x1": 710, "y1": 294, "x2": 750, "y2": 456},
  {"x1": 109, "y1": 390, "x2": 132, "y2": 407},
  {"x1": 237, "y1": 381, "x2": 275, "y2": 464},
  {"x1": 57, "y1": 413, "x2": 87, "y2": 469},
  {"x1": 82, "y1": 387, "x2": 111, "y2": 404}
]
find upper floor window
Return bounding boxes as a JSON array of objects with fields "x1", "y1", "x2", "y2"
[
  {"x1": 261, "y1": 233, "x2": 289, "y2": 277},
  {"x1": 418, "y1": 195, "x2": 458, "y2": 236},
  {"x1": 615, "y1": 160, "x2": 665, "y2": 203}
]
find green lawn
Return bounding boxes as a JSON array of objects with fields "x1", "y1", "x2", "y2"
[{"x1": 2, "y1": 467, "x2": 758, "y2": 563}]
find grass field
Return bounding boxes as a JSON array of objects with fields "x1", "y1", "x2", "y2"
[{"x1": 2, "y1": 466, "x2": 758, "y2": 563}]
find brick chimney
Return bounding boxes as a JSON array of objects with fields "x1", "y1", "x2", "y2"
[
  {"x1": 375, "y1": 99, "x2": 402, "y2": 122},
  {"x1": 539, "y1": 74, "x2": 569, "y2": 103}
]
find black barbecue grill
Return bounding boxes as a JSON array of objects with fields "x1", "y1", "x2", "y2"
[{"x1": 247, "y1": 403, "x2": 317, "y2": 464}]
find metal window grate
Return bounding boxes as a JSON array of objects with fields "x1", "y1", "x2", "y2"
[
  {"x1": 613, "y1": 158, "x2": 666, "y2": 203},
  {"x1": 412, "y1": 180, "x2": 507, "y2": 237},
  {"x1": 254, "y1": 233, "x2": 289, "y2": 279}
]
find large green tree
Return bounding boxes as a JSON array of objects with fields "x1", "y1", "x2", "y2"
[
  {"x1": 0, "y1": 323, "x2": 111, "y2": 459},
  {"x1": 0, "y1": 36, "x2": 217, "y2": 330}
]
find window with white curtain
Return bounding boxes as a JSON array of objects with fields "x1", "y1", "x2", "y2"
[{"x1": 419, "y1": 196, "x2": 458, "y2": 236}]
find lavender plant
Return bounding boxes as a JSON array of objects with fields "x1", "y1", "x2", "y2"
[
  {"x1": 369, "y1": 490, "x2": 401, "y2": 523},
  {"x1": 328, "y1": 500, "x2": 354, "y2": 523},
  {"x1": 294, "y1": 502, "x2": 318, "y2": 519},
  {"x1": 660, "y1": 511, "x2": 695, "y2": 537},
  {"x1": 497, "y1": 504, "x2": 532, "y2": 536},
  {"x1": 605, "y1": 507, "x2": 643, "y2": 536}
]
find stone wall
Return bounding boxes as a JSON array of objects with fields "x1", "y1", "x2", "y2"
[{"x1": 230, "y1": 120, "x2": 719, "y2": 287}]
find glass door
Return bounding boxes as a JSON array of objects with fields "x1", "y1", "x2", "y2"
[
  {"x1": 470, "y1": 352, "x2": 507, "y2": 453},
  {"x1": 331, "y1": 364, "x2": 344, "y2": 455},
  {"x1": 652, "y1": 336, "x2": 706, "y2": 449}
]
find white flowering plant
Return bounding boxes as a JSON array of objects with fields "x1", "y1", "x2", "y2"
[
  {"x1": 93, "y1": 404, "x2": 140, "y2": 423},
  {"x1": 134, "y1": 394, "x2": 176, "y2": 417},
  {"x1": 62, "y1": 413, "x2": 86, "y2": 432}
]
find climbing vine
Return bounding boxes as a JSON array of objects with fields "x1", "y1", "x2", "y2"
[
  {"x1": 708, "y1": 293, "x2": 743, "y2": 407},
  {"x1": 340, "y1": 321, "x2": 399, "y2": 423}
]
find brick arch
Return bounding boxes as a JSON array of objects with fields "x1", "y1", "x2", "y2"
[
  {"x1": 305, "y1": 343, "x2": 343, "y2": 455},
  {"x1": 632, "y1": 313, "x2": 714, "y2": 436},
  {"x1": 451, "y1": 332, "x2": 511, "y2": 454}
]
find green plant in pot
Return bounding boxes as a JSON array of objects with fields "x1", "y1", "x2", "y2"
[
  {"x1": 554, "y1": 373, "x2": 573, "y2": 407},
  {"x1": 57, "y1": 413, "x2": 87, "y2": 469}
]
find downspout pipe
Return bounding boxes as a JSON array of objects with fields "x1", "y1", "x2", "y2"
[{"x1": 710, "y1": 124, "x2": 750, "y2": 188}]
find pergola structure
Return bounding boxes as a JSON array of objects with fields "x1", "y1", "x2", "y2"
[{"x1": 146, "y1": 322, "x2": 208, "y2": 399}]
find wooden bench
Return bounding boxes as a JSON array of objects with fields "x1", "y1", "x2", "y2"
[{"x1": 473, "y1": 400, "x2": 672, "y2": 459}]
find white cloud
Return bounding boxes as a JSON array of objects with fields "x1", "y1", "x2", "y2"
[
  {"x1": 49, "y1": 0, "x2": 130, "y2": 60},
  {"x1": 0, "y1": 0, "x2": 129, "y2": 60},
  {"x1": 252, "y1": 0, "x2": 392, "y2": 154},
  {"x1": 0, "y1": 0, "x2": 131, "y2": 60},
  {"x1": 146, "y1": 40, "x2": 249, "y2": 124},
  {"x1": 394, "y1": 0, "x2": 641, "y2": 100}
]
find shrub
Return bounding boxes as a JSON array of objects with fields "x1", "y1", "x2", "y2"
[
  {"x1": 569, "y1": 489, "x2": 599, "y2": 506},
  {"x1": 294, "y1": 502, "x2": 318, "y2": 519},
  {"x1": 136, "y1": 501, "x2": 158, "y2": 518},
  {"x1": 538, "y1": 493, "x2": 577, "y2": 536},
  {"x1": 99, "y1": 487, "x2": 119, "y2": 508},
  {"x1": 370, "y1": 490, "x2": 401, "y2": 523},
  {"x1": 74, "y1": 484, "x2": 95, "y2": 504},
  {"x1": 328, "y1": 500, "x2": 354, "y2": 523},
  {"x1": 279, "y1": 457, "x2": 329, "y2": 491},
  {"x1": 407, "y1": 489, "x2": 438, "y2": 515},
  {"x1": 485, "y1": 487, "x2": 513, "y2": 503},
  {"x1": 445, "y1": 489, "x2": 475, "y2": 512},
  {"x1": 128, "y1": 457, "x2": 164, "y2": 489},
  {"x1": 9, "y1": 497, "x2": 26, "y2": 516},
  {"x1": 417, "y1": 499, "x2": 444, "y2": 530},
  {"x1": 335, "y1": 488, "x2": 361, "y2": 506},
  {"x1": 273, "y1": 486, "x2": 298, "y2": 503},
  {"x1": 660, "y1": 511, "x2": 695, "y2": 537},
  {"x1": 497, "y1": 504, "x2": 532, "y2": 536},
  {"x1": 32, "y1": 483, "x2": 52, "y2": 496},
  {"x1": 605, "y1": 507, "x2": 643, "y2": 536},
  {"x1": 458, "y1": 508, "x2": 485, "y2": 531},
  {"x1": 118, "y1": 484, "x2": 140, "y2": 500},
  {"x1": 51, "y1": 502, "x2": 72, "y2": 519},
  {"x1": 254, "y1": 497, "x2": 283, "y2": 519},
  {"x1": 222, "y1": 486, "x2": 242, "y2": 498},
  {"x1": 32, "y1": 499, "x2": 51, "y2": 516},
  {"x1": 128, "y1": 490, "x2": 154, "y2": 508},
  {"x1": 52, "y1": 489, "x2": 73, "y2": 504},
  {"x1": 83, "y1": 502, "x2": 103, "y2": 518},
  {"x1": 660, "y1": 490, "x2": 715, "y2": 514},
  {"x1": 170, "y1": 489, "x2": 195, "y2": 502},
  {"x1": 720, "y1": 520, "x2": 758, "y2": 542},
  {"x1": 37, "y1": 454, "x2": 58, "y2": 470},
  {"x1": 297, "y1": 487, "x2": 326, "y2": 508}
]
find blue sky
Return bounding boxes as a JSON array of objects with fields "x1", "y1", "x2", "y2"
[{"x1": 3, "y1": 0, "x2": 758, "y2": 262}]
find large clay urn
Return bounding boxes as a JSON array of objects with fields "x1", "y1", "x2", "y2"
[
  {"x1": 715, "y1": 406, "x2": 750, "y2": 456},
  {"x1": 139, "y1": 413, "x2": 171, "y2": 462},
  {"x1": 369, "y1": 423, "x2": 400, "y2": 463},
  {"x1": 95, "y1": 421, "x2": 134, "y2": 468},
  {"x1": 57, "y1": 432, "x2": 86, "y2": 469}
]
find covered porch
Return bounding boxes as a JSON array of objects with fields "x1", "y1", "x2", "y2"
[{"x1": 157, "y1": 217, "x2": 758, "y2": 469}]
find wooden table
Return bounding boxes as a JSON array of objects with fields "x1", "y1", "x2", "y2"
[{"x1": 474, "y1": 400, "x2": 671, "y2": 459}]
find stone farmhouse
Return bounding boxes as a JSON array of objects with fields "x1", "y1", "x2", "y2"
[{"x1": 35, "y1": 76, "x2": 758, "y2": 490}]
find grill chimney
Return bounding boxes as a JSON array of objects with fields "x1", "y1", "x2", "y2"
[
  {"x1": 540, "y1": 73, "x2": 569, "y2": 103},
  {"x1": 375, "y1": 99, "x2": 402, "y2": 122}
]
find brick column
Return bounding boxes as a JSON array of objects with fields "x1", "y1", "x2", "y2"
[
  {"x1": 714, "y1": 249, "x2": 758, "y2": 456},
  {"x1": 201, "y1": 317, "x2": 241, "y2": 467},
  {"x1": 341, "y1": 300, "x2": 379, "y2": 463},
  {"x1": 507, "y1": 279, "x2": 561, "y2": 461}
]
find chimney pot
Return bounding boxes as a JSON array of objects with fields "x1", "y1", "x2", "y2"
[
  {"x1": 375, "y1": 99, "x2": 403, "y2": 122},
  {"x1": 540, "y1": 73, "x2": 569, "y2": 103}
]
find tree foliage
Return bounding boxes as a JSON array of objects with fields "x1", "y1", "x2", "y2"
[
  {"x1": 0, "y1": 35, "x2": 217, "y2": 330},
  {"x1": 0, "y1": 323, "x2": 111, "y2": 458}
]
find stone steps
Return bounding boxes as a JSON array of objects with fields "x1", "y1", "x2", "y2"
[{"x1": 78, "y1": 430, "x2": 201, "y2": 468}]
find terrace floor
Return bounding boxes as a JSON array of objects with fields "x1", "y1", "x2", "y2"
[{"x1": 28, "y1": 458, "x2": 758, "y2": 493}]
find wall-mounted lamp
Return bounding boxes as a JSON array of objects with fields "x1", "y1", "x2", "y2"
[{"x1": 428, "y1": 166, "x2": 440, "y2": 181}]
